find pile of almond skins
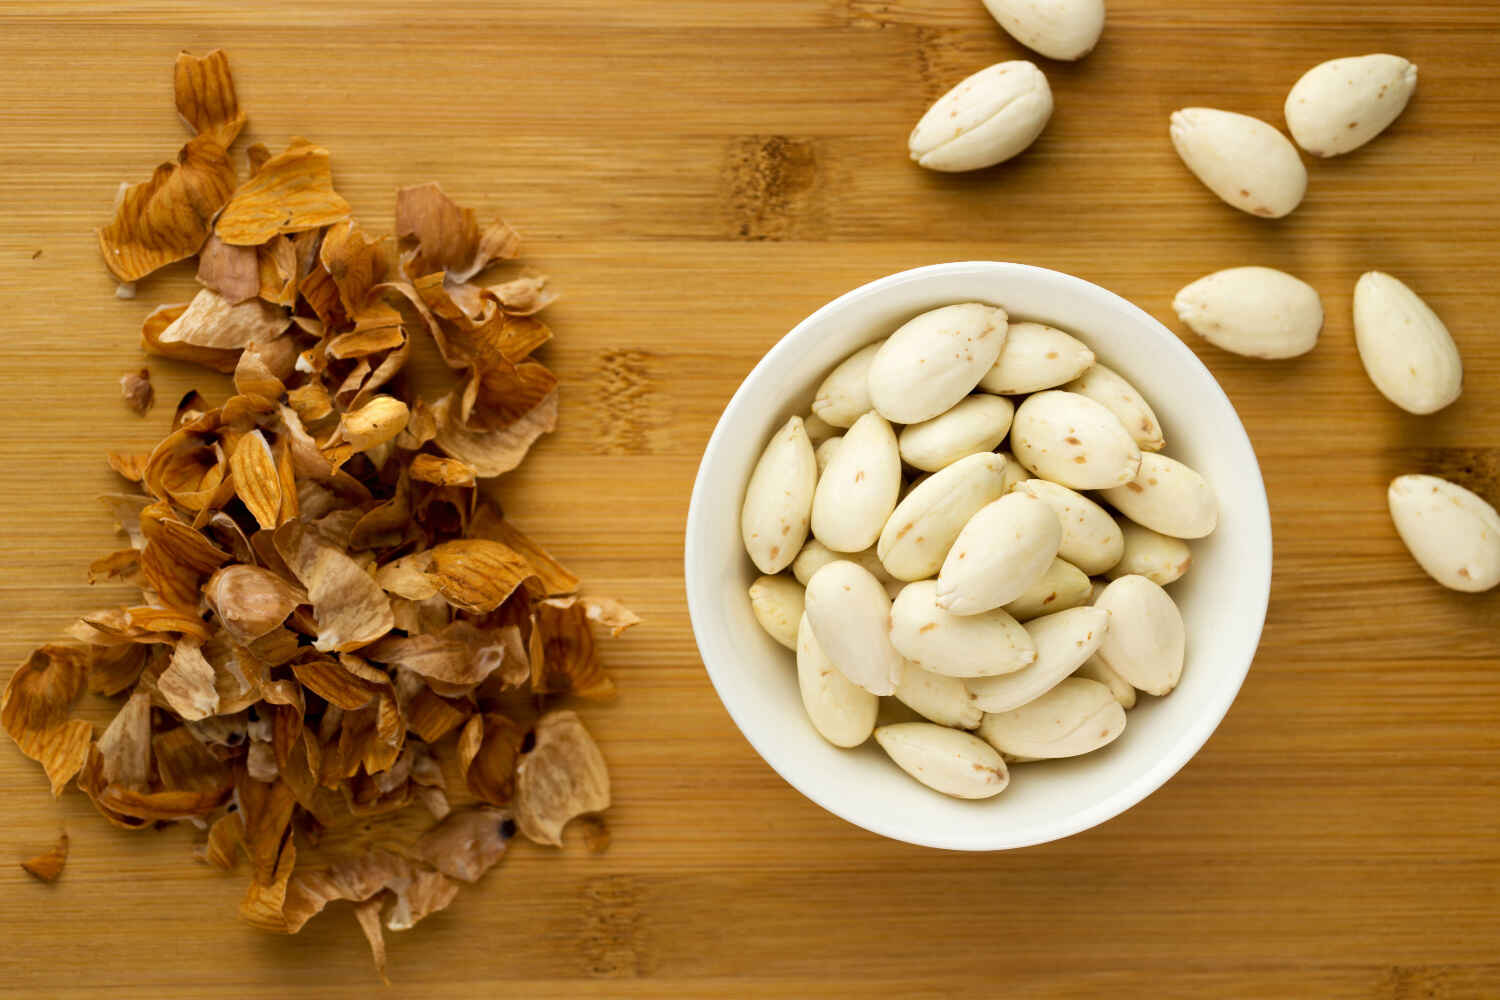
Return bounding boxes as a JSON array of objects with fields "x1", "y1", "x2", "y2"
[{"x1": 1, "y1": 51, "x2": 637, "y2": 978}]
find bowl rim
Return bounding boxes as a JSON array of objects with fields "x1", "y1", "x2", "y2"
[{"x1": 684, "y1": 260, "x2": 1272, "y2": 851}]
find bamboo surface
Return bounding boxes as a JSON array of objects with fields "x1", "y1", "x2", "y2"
[{"x1": 1, "y1": 1, "x2": 1497, "y2": 996}]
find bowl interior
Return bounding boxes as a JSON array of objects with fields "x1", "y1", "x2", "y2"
[{"x1": 685, "y1": 262, "x2": 1271, "y2": 851}]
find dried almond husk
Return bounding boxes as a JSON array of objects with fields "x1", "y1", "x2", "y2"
[
  {"x1": 413, "y1": 807, "x2": 514, "y2": 882},
  {"x1": 430, "y1": 390, "x2": 557, "y2": 478},
  {"x1": 1, "y1": 645, "x2": 94, "y2": 796},
  {"x1": 197, "y1": 234, "x2": 260, "y2": 303},
  {"x1": 142, "y1": 303, "x2": 241, "y2": 373},
  {"x1": 513, "y1": 710, "x2": 610, "y2": 847},
  {"x1": 365, "y1": 621, "x2": 517, "y2": 692},
  {"x1": 158, "y1": 289, "x2": 290, "y2": 351},
  {"x1": 529, "y1": 599, "x2": 615, "y2": 700},
  {"x1": 120, "y1": 368, "x2": 154, "y2": 415},
  {"x1": 229, "y1": 429, "x2": 282, "y2": 530},
  {"x1": 96, "y1": 690, "x2": 152, "y2": 788},
  {"x1": 395, "y1": 182, "x2": 519, "y2": 282},
  {"x1": 106, "y1": 452, "x2": 151, "y2": 483},
  {"x1": 200, "y1": 810, "x2": 245, "y2": 870},
  {"x1": 216, "y1": 138, "x2": 351, "y2": 246},
  {"x1": 20, "y1": 831, "x2": 70, "y2": 883},
  {"x1": 273, "y1": 522, "x2": 394, "y2": 653},
  {"x1": 157, "y1": 639, "x2": 220, "y2": 721},
  {"x1": 457, "y1": 712, "x2": 525, "y2": 806},
  {"x1": 470, "y1": 503, "x2": 578, "y2": 597},
  {"x1": 174, "y1": 49, "x2": 245, "y2": 148},
  {"x1": 97, "y1": 134, "x2": 237, "y2": 282},
  {"x1": 424, "y1": 539, "x2": 536, "y2": 615},
  {"x1": 206, "y1": 565, "x2": 303, "y2": 642}
]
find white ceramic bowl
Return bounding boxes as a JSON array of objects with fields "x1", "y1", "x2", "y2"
[{"x1": 684, "y1": 262, "x2": 1272, "y2": 851}]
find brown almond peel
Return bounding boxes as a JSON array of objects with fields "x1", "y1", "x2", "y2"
[
  {"x1": 1, "y1": 646, "x2": 94, "y2": 796},
  {"x1": 20, "y1": 832, "x2": 70, "y2": 883},
  {"x1": 98, "y1": 134, "x2": 237, "y2": 282},
  {"x1": 216, "y1": 139, "x2": 352, "y2": 246},
  {"x1": 395, "y1": 182, "x2": 520, "y2": 282},
  {"x1": 425, "y1": 539, "x2": 537, "y2": 614},
  {"x1": 174, "y1": 49, "x2": 245, "y2": 148},
  {"x1": 196, "y1": 234, "x2": 260, "y2": 303},
  {"x1": 229, "y1": 429, "x2": 282, "y2": 530},
  {"x1": 513, "y1": 710, "x2": 611, "y2": 847},
  {"x1": 18, "y1": 50, "x2": 642, "y2": 976}
]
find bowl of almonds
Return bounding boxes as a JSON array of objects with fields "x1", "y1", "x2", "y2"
[{"x1": 685, "y1": 261, "x2": 1272, "y2": 850}]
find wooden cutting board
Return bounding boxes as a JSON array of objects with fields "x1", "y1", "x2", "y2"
[{"x1": 2, "y1": 2, "x2": 1496, "y2": 996}]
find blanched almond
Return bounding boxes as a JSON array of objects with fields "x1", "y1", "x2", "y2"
[
  {"x1": 1353, "y1": 271, "x2": 1463, "y2": 415},
  {"x1": 936, "y1": 492, "x2": 1061, "y2": 614},
  {"x1": 741, "y1": 416, "x2": 816, "y2": 574},
  {"x1": 1074, "y1": 655, "x2": 1136, "y2": 709},
  {"x1": 894, "y1": 662, "x2": 984, "y2": 730},
  {"x1": 978, "y1": 321, "x2": 1095, "y2": 395},
  {"x1": 878, "y1": 452, "x2": 1010, "y2": 582},
  {"x1": 1285, "y1": 54, "x2": 1417, "y2": 157},
  {"x1": 814, "y1": 436, "x2": 842, "y2": 475},
  {"x1": 796, "y1": 614, "x2": 878, "y2": 747},
  {"x1": 1387, "y1": 474, "x2": 1500, "y2": 592},
  {"x1": 793, "y1": 539, "x2": 903, "y2": 598},
  {"x1": 1010, "y1": 389, "x2": 1142, "y2": 490},
  {"x1": 867, "y1": 303, "x2": 1008, "y2": 424},
  {"x1": 978, "y1": 677, "x2": 1125, "y2": 759},
  {"x1": 803, "y1": 560, "x2": 904, "y2": 695},
  {"x1": 980, "y1": 0, "x2": 1105, "y2": 62},
  {"x1": 802, "y1": 412, "x2": 838, "y2": 446},
  {"x1": 1014, "y1": 478, "x2": 1124, "y2": 575},
  {"x1": 1099, "y1": 452, "x2": 1218, "y2": 539},
  {"x1": 1002, "y1": 557, "x2": 1092, "y2": 621},
  {"x1": 908, "y1": 62, "x2": 1053, "y2": 173},
  {"x1": 1173, "y1": 266, "x2": 1323, "y2": 360},
  {"x1": 889, "y1": 579, "x2": 1036, "y2": 678},
  {"x1": 898, "y1": 394, "x2": 1014, "y2": 472},
  {"x1": 1093, "y1": 575, "x2": 1185, "y2": 696},
  {"x1": 874, "y1": 723, "x2": 1009, "y2": 799},
  {"x1": 1106, "y1": 521, "x2": 1192, "y2": 585},
  {"x1": 1062, "y1": 362, "x2": 1165, "y2": 452},
  {"x1": 811, "y1": 341, "x2": 882, "y2": 428},
  {"x1": 748, "y1": 575, "x2": 804, "y2": 650},
  {"x1": 967, "y1": 605, "x2": 1109, "y2": 713},
  {"x1": 1169, "y1": 107, "x2": 1307, "y2": 218},
  {"x1": 810, "y1": 410, "x2": 901, "y2": 552}
]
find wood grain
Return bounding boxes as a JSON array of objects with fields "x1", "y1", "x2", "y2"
[{"x1": 2, "y1": 1, "x2": 1498, "y2": 996}]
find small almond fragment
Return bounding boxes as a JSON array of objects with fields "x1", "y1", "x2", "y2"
[
  {"x1": 20, "y1": 832, "x2": 69, "y2": 883},
  {"x1": 120, "y1": 368, "x2": 154, "y2": 415}
]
